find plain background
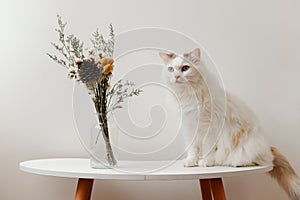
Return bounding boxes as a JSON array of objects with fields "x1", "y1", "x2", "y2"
[{"x1": 1, "y1": 0, "x2": 299, "y2": 199}]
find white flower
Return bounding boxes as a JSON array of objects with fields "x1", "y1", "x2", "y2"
[
  {"x1": 87, "y1": 48, "x2": 95, "y2": 55},
  {"x1": 75, "y1": 58, "x2": 83, "y2": 63}
]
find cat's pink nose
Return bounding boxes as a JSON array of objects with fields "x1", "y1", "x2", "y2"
[{"x1": 175, "y1": 75, "x2": 180, "y2": 79}]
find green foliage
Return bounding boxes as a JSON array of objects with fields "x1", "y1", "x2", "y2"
[
  {"x1": 106, "y1": 80, "x2": 143, "y2": 115},
  {"x1": 90, "y1": 24, "x2": 115, "y2": 58},
  {"x1": 48, "y1": 15, "x2": 115, "y2": 69},
  {"x1": 47, "y1": 15, "x2": 84, "y2": 68}
]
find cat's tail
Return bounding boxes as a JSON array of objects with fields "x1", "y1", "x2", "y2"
[{"x1": 269, "y1": 147, "x2": 300, "y2": 200}]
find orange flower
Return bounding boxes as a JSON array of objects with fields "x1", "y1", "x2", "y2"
[
  {"x1": 103, "y1": 64, "x2": 113, "y2": 74},
  {"x1": 100, "y1": 57, "x2": 114, "y2": 65}
]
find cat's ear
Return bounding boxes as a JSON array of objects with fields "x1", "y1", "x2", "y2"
[
  {"x1": 159, "y1": 52, "x2": 175, "y2": 65},
  {"x1": 184, "y1": 48, "x2": 201, "y2": 63},
  {"x1": 191, "y1": 48, "x2": 201, "y2": 60}
]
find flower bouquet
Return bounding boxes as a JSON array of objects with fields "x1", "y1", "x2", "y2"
[{"x1": 47, "y1": 15, "x2": 142, "y2": 167}]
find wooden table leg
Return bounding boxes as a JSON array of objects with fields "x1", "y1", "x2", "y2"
[
  {"x1": 210, "y1": 178, "x2": 226, "y2": 200},
  {"x1": 199, "y1": 179, "x2": 212, "y2": 200},
  {"x1": 199, "y1": 178, "x2": 226, "y2": 200},
  {"x1": 75, "y1": 178, "x2": 94, "y2": 200}
]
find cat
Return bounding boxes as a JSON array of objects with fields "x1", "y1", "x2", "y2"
[{"x1": 159, "y1": 48, "x2": 300, "y2": 200}]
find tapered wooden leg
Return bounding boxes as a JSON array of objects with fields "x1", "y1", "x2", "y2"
[
  {"x1": 199, "y1": 179, "x2": 212, "y2": 200},
  {"x1": 210, "y1": 178, "x2": 226, "y2": 200},
  {"x1": 199, "y1": 178, "x2": 226, "y2": 200},
  {"x1": 75, "y1": 178, "x2": 94, "y2": 200}
]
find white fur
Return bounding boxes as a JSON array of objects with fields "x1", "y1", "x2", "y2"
[{"x1": 160, "y1": 49, "x2": 273, "y2": 167}]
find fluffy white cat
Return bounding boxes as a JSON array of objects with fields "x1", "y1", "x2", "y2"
[{"x1": 159, "y1": 48, "x2": 300, "y2": 200}]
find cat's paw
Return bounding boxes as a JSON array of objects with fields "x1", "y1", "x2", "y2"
[
  {"x1": 199, "y1": 159, "x2": 215, "y2": 167},
  {"x1": 230, "y1": 162, "x2": 256, "y2": 167},
  {"x1": 184, "y1": 157, "x2": 199, "y2": 167}
]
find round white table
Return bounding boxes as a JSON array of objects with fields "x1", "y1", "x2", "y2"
[{"x1": 19, "y1": 158, "x2": 272, "y2": 200}]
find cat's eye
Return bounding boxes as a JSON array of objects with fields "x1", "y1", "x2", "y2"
[
  {"x1": 181, "y1": 65, "x2": 189, "y2": 72},
  {"x1": 168, "y1": 66, "x2": 174, "y2": 72}
]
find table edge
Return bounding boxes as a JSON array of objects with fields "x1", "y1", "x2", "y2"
[{"x1": 19, "y1": 158, "x2": 273, "y2": 181}]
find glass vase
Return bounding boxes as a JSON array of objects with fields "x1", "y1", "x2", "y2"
[{"x1": 90, "y1": 124, "x2": 117, "y2": 169}]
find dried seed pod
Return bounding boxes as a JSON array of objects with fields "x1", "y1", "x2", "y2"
[{"x1": 77, "y1": 59, "x2": 101, "y2": 83}]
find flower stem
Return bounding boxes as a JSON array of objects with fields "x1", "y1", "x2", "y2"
[{"x1": 91, "y1": 79, "x2": 117, "y2": 166}]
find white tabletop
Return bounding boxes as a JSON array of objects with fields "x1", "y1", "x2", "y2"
[{"x1": 19, "y1": 158, "x2": 273, "y2": 181}]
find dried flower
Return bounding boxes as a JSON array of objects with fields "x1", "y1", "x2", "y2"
[
  {"x1": 67, "y1": 69, "x2": 77, "y2": 79},
  {"x1": 75, "y1": 58, "x2": 83, "y2": 67},
  {"x1": 100, "y1": 57, "x2": 114, "y2": 65},
  {"x1": 91, "y1": 25, "x2": 114, "y2": 58},
  {"x1": 103, "y1": 64, "x2": 113, "y2": 74},
  {"x1": 48, "y1": 16, "x2": 142, "y2": 167},
  {"x1": 47, "y1": 15, "x2": 84, "y2": 69},
  {"x1": 87, "y1": 48, "x2": 95, "y2": 55}
]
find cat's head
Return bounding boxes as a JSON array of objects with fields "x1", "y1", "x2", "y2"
[{"x1": 159, "y1": 48, "x2": 202, "y2": 85}]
